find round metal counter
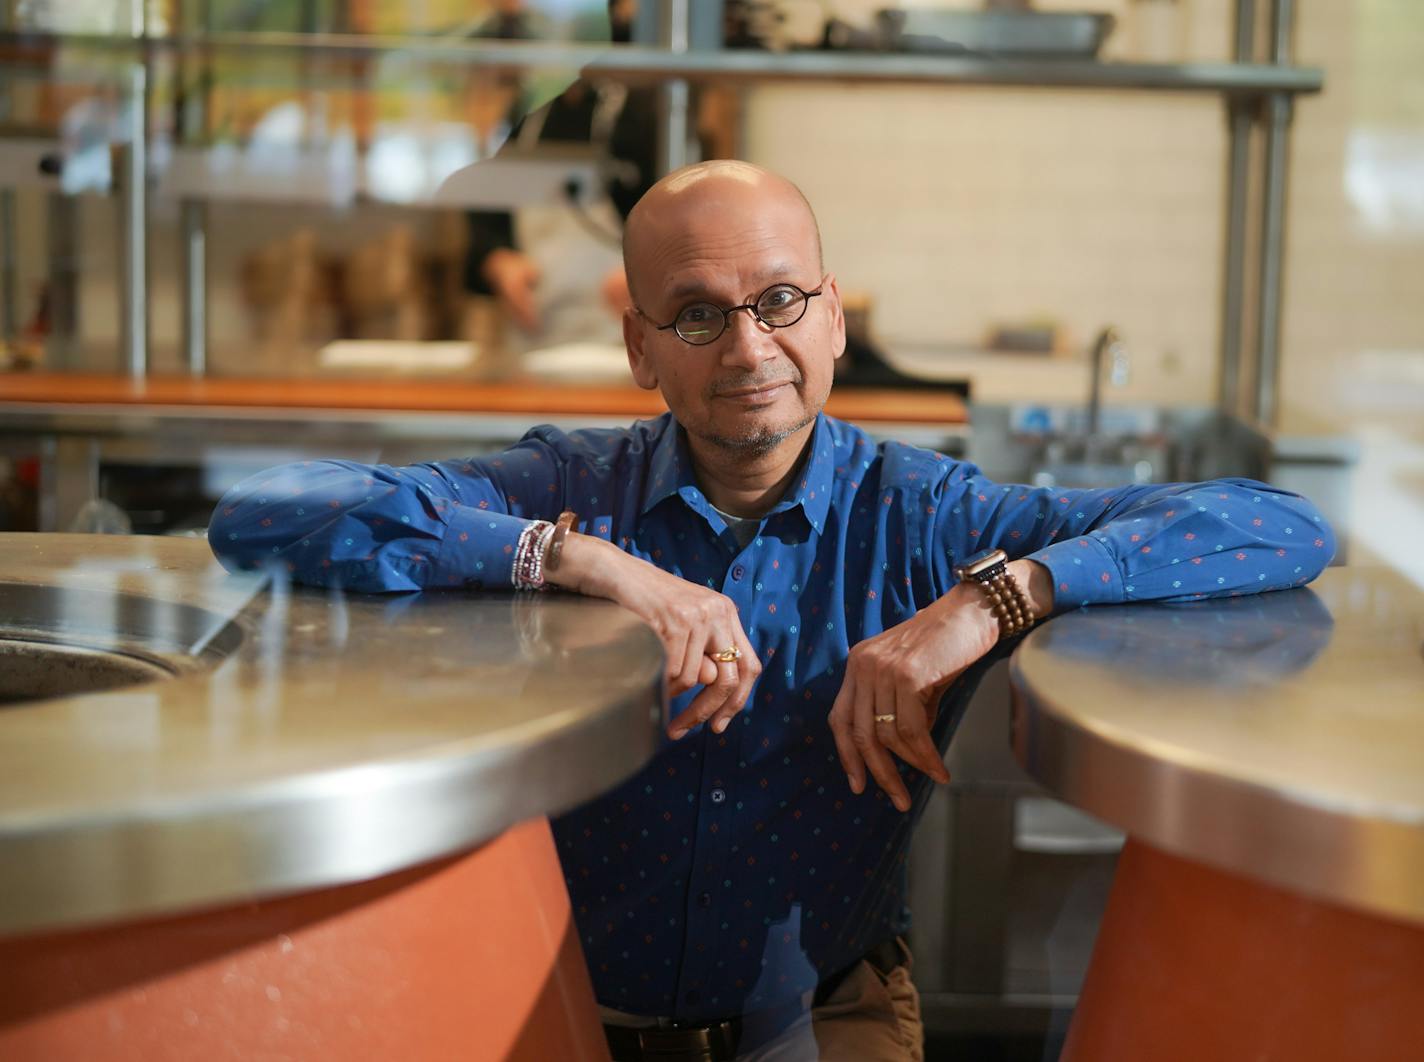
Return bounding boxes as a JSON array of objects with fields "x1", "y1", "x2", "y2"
[
  {"x1": 0, "y1": 533, "x2": 664, "y2": 1061},
  {"x1": 1010, "y1": 567, "x2": 1424, "y2": 1061}
]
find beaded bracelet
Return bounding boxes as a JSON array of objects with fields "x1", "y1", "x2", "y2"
[
  {"x1": 512, "y1": 520, "x2": 556, "y2": 591},
  {"x1": 953, "y1": 547, "x2": 1038, "y2": 639}
]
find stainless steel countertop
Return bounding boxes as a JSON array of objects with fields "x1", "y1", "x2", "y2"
[
  {"x1": 0, "y1": 533, "x2": 664, "y2": 936},
  {"x1": 1010, "y1": 567, "x2": 1424, "y2": 926}
]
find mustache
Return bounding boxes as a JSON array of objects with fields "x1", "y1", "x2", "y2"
[{"x1": 708, "y1": 370, "x2": 802, "y2": 398}]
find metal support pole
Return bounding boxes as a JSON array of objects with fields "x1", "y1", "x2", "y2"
[
  {"x1": 46, "y1": 194, "x2": 80, "y2": 352},
  {"x1": 656, "y1": 0, "x2": 691, "y2": 176},
  {"x1": 180, "y1": 201, "x2": 207, "y2": 374},
  {"x1": 1218, "y1": 0, "x2": 1255, "y2": 416},
  {"x1": 178, "y1": 0, "x2": 211, "y2": 375},
  {"x1": 119, "y1": 61, "x2": 149, "y2": 378},
  {"x1": 1254, "y1": 0, "x2": 1294, "y2": 426},
  {"x1": 0, "y1": 189, "x2": 16, "y2": 342},
  {"x1": 38, "y1": 435, "x2": 100, "y2": 533}
]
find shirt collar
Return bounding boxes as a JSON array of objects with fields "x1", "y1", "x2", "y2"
[
  {"x1": 640, "y1": 413, "x2": 835, "y2": 535},
  {"x1": 641, "y1": 414, "x2": 691, "y2": 515}
]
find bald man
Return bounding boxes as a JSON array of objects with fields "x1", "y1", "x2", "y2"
[{"x1": 211, "y1": 161, "x2": 1334, "y2": 1060}]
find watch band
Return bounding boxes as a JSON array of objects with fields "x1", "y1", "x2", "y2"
[{"x1": 953, "y1": 548, "x2": 1037, "y2": 639}]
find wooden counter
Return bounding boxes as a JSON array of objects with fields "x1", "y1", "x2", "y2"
[
  {"x1": 0, "y1": 372, "x2": 967, "y2": 532},
  {"x1": 0, "y1": 372, "x2": 967, "y2": 425}
]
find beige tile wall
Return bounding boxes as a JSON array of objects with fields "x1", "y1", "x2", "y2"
[
  {"x1": 745, "y1": 0, "x2": 1424, "y2": 428},
  {"x1": 1279, "y1": 0, "x2": 1424, "y2": 430}
]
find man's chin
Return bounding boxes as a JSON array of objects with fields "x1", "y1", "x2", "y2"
[{"x1": 700, "y1": 410, "x2": 817, "y2": 456}]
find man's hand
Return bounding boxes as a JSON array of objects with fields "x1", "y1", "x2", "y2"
[
  {"x1": 482, "y1": 248, "x2": 542, "y2": 333},
  {"x1": 552, "y1": 534, "x2": 762, "y2": 740},
  {"x1": 828, "y1": 560, "x2": 1053, "y2": 812}
]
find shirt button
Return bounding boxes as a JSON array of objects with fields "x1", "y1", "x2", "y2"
[
  {"x1": 710, "y1": 788, "x2": 726, "y2": 804},
  {"x1": 731, "y1": 564, "x2": 745, "y2": 581},
  {"x1": 698, "y1": 891, "x2": 712, "y2": 908}
]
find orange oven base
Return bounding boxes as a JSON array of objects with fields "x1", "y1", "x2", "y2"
[
  {"x1": 1064, "y1": 838, "x2": 1424, "y2": 1061},
  {"x1": 0, "y1": 817, "x2": 610, "y2": 1062}
]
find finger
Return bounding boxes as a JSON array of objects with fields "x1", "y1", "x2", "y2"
[
  {"x1": 829, "y1": 673, "x2": 866, "y2": 794},
  {"x1": 668, "y1": 683, "x2": 719, "y2": 738},
  {"x1": 669, "y1": 626, "x2": 704, "y2": 696},
  {"x1": 895, "y1": 682, "x2": 949, "y2": 783},
  {"x1": 710, "y1": 628, "x2": 761, "y2": 735},
  {"x1": 863, "y1": 733, "x2": 911, "y2": 814},
  {"x1": 668, "y1": 658, "x2": 738, "y2": 739},
  {"x1": 704, "y1": 658, "x2": 740, "y2": 728},
  {"x1": 854, "y1": 676, "x2": 910, "y2": 813},
  {"x1": 658, "y1": 627, "x2": 692, "y2": 697},
  {"x1": 872, "y1": 670, "x2": 907, "y2": 755},
  {"x1": 923, "y1": 687, "x2": 941, "y2": 732},
  {"x1": 697, "y1": 624, "x2": 741, "y2": 720}
]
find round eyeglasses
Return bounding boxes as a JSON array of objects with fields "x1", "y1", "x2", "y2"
[{"x1": 645, "y1": 281, "x2": 824, "y2": 346}]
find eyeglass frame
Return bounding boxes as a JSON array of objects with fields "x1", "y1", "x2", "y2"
[{"x1": 636, "y1": 277, "x2": 828, "y2": 346}]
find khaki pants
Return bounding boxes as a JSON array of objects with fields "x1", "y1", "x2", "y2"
[
  {"x1": 740, "y1": 941, "x2": 924, "y2": 1062},
  {"x1": 604, "y1": 944, "x2": 924, "y2": 1062}
]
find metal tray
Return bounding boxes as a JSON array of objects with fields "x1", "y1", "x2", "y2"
[{"x1": 876, "y1": 9, "x2": 1116, "y2": 59}]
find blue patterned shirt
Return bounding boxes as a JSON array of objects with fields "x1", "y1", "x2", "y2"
[{"x1": 209, "y1": 412, "x2": 1334, "y2": 1023}]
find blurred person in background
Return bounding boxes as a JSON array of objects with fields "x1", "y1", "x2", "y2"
[{"x1": 462, "y1": 0, "x2": 657, "y2": 355}]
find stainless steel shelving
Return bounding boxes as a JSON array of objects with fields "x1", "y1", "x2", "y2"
[
  {"x1": 0, "y1": 1, "x2": 1317, "y2": 425},
  {"x1": 0, "y1": 32, "x2": 1323, "y2": 95}
]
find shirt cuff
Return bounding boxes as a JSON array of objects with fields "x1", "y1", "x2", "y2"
[
  {"x1": 1029, "y1": 534, "x2": 1125, "y2": 612},
  {"x1": 433, "y1": 504, "x2": 529, "y2": 589}
]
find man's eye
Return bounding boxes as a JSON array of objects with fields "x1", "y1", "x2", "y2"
[
  {"x1": 759, "y1": 287, "x2": 805, "y2": 315},
  {"x1": 680, "y1": 305, "x2": 716, "y2": 323}
]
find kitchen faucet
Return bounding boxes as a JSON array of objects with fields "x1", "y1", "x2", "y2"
[{"x1": 1086, "y1": 326, "x2": 1131, "y2": 440}]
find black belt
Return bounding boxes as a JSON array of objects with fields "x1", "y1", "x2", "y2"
[{"x1": 602, "y1": 937, "x2": 905, "y2": 1062}]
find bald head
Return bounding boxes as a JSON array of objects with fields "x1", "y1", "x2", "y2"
[{"x1": 622, "y1": 161, "x2": 823, "y2": 306}]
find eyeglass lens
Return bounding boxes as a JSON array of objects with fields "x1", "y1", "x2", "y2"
[{"x1": 674, "y1": 284, "x2": 813, "y2": 344}]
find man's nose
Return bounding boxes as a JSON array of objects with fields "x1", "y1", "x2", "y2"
[{"x1": 718, "y1": 308, "x2": 776, "y2": 368}]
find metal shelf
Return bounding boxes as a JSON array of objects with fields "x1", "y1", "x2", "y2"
[
  {"x1": 0, "y1": 0, "x2": 1319, "y2": 421},
  {"x1": 0, "y1": 32, "x2": 1324, "y2": 96}
]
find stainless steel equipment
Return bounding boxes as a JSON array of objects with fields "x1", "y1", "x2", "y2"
[
  {"x1": 0, "y1": 533, "x2": 663, "y2": 937},
  {"x1": 876, "y1": 8, "x2": 1116, "y2": 59}
]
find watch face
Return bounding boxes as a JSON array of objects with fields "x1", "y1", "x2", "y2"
[{"x1": 958, "y1": 548, "x2": 1008, "y2": 580}]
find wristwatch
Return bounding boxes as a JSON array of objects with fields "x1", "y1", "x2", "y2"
[{"x1": 953, "y1": 548, "x2": 1037, "y2": 638}]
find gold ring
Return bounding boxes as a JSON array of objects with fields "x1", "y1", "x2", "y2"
[
  {"x1": 874, "y1": 713, "x2": 897, "y2": 723},
  {"x1": 710, "y1": 646, "x2": 742, "y2": 664}
]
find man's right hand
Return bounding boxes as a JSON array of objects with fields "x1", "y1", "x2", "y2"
[
  {"x1": 482, "y1": 248, "x2": 542, "y2": 333},
  {"x1": 552, "y1": 534, "x2": 762, "y2": 740}
]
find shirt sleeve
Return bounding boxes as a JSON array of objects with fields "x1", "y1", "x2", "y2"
[
  {"x1": 207, "y1": 436, "x2": 567, "y2": 593},
  {"x1": 923, "y1": 464, "x2": 1336, "y2": 611}
]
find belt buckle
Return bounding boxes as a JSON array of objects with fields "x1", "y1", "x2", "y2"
[{"x1": 639, "y1": 1019, "x2": 737, "y2": 1060}]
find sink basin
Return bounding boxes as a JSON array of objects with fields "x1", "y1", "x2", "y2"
[
  {"x1": 0, "y1": 581, "x2": 243, "y2": 707},
  {"x1": 0, "y1": 638, "x2": 177, "y2": 705},
  {"x1": 991, "y1": 403, "x2": 1177, "y2": 488},
  {"x1": 1022, "y1": 434, "x2": 1169, "y2": 489}
]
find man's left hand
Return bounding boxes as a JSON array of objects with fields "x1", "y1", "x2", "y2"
[{"x1": 828, "y1": 559, "x2": 1052, "y2": 812}]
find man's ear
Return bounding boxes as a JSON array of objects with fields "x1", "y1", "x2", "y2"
[
  {"x1": 624, "y1": 307, "x2": 659, "y2": 391},
  {"x1": 825, "y1": 274, "x2": 847, "y2": 361}
]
